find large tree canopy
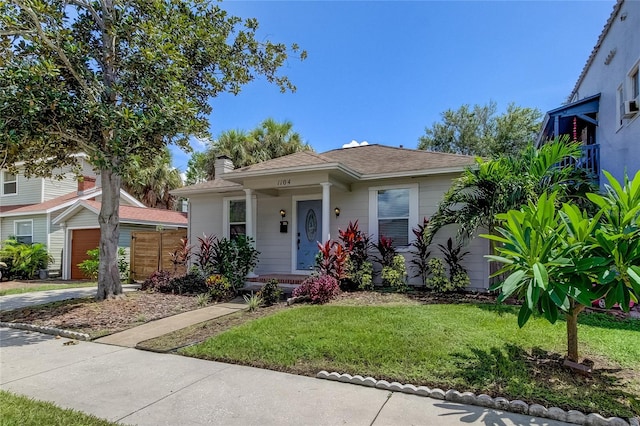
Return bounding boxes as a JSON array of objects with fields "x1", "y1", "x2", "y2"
[
  {"x1": 0, "y1": 0, "x2": 305, "y2": 299},
  {"x1": 418, "y1": 101, "x2": 542, "y2": 157}
]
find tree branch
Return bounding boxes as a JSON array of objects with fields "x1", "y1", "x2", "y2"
[
  {"x1": 51, "y1": 129, "x2": 95, "y2": 155},
  {"x1": 66, "y1": 0, "x2": 105, "y2": 30},
  {"x1": 13, "y1": 0, "x2": 97, "y2": 100}
]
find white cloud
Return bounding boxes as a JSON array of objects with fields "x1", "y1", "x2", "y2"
[
  {"x1": 189, "y1": 135, "x2": 211, "y2": 151},
  {"x1": 342, "y1": 140, "x2": 370, "y2": 149}
]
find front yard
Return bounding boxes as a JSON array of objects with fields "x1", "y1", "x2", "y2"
[{"x1": 180, "y1": 297, "x2": 640, "y2": 418}]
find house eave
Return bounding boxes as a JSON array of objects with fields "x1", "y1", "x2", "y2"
[
  {"x1": 223, "y1": 163, "x2": 361, "y2": 182},
  {"x1": 359, "y1": 165, "x2": 470, "y2": 181}
]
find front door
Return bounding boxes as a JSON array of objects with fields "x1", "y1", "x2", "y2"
[{"x1": 296, "y1": 200, "x2": 322, "y2": 271}]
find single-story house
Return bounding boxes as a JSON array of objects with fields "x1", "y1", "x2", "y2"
[{"x1": 172, "y1": 144, "x2": 490, "y2": 290}]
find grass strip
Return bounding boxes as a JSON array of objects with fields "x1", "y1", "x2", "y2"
[{"x1": 0, "y1": 283, "x2": 96, "y2": 296}]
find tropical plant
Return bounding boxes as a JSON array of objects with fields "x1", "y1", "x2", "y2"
[
  {"x1": 193, "y1": 234, "x2": 217, "y2": 276},
  {"x1": 381, "y1": 255, "x2": 408, "y2": 292},
  {"x1": 196, "y1": 293, "x2": 210, "y2": 307},
  {"x1": 0, "y1": 240, "x2": 53, "y2": 280},
  {"x1": 292, "y1": 275, "x2": 341, "y2": 304},
  {"x1": 338, "y1": 220, "x2": 373, "y2": 290},
  {"x1": 77, "y1": 247, "x2": 128, "y2": 280},
  {"x1": 0, "y1": 1, "x2": 304, "y2": 300},
  {"x1": 243, "y1": 292, "x2": 263, "y2": 312},
  {"x1": 169, "y1": 238, "x2": 192, "y2": 276},
  {"x1": 258, "y1": 279, "x2": 282, "y2": 306},
  {"x1": 438, "y1": 238, "x2": 469, "y2": 281},
  {"x1": 410, "y1": 218, "x2": 432, "y2": 285},
  {"x1": 206, "y1": 274, "x2": 234, "y2": 301},
  {"x1": 482, "y1": 171, "x2": 640, "y2": 363},
  {"x1": 141, "y1": 270, "x2": 172, "y2": 292},
  {"x1": 374, "y1": 236, "x2": 396, "y2": 268},
  {"x1": 315, "y1": 240, "x2": 347, "y2": 281}
]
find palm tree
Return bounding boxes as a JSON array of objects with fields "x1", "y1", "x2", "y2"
[
  {"x1": 123, "y1": 148, "x2": 183, "y2": 209},
  {"x1": 429, "y1": 138, "x2": 596, "y2": 241},
  {"x1": 205, "y1": 119, "x2": 312, "y2": 179}
]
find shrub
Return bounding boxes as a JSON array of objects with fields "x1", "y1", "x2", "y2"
[
  {"x1": 0, "y1": 239, "x2": 53, "y2": 279},
  {"x1": 426, "y1": 258, "x2": 469, "y2": 293},
  {"x1": 141, "y1": 270, "x2": 172, "y2": 292},
  {"x1": 169, "y1": 237, "x2": 192, "y2": 275},
  {"x1": 292, "y1": 275, "x2": 341, "y2": 304},
  {"x1": 374, "y1": 236, "x2": 396, "y2": 268},
  {"x1": 345, "y1": 258, "x2": 374, "y2": 291},
  {"x1": 77, "y1": 247, "x2": 129, "y2": 280},
  {"x1": 315, "y1": 240, "x2": 347, "y2": 280},
  {"x1": 438, "y1": 237, "x2": 469, "y2": 280},
  {"x1": 193, "y1": 234, "x2": 260, "y2": 290},
  {"x1": 381, "y1": 255, "x2": 408, "y2": 292},
  {"x1": 206, "y1": 274, "x2": 234, "y2": 301},
  {"x1": 169, "y1": 272, "x2": 208, "y2": 295},
  {"x1": 258, "y1": 279, "x2": 282, "y2": 306}
]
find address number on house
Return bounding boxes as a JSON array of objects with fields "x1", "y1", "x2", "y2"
[{"x1": 276, "y1": 178, "x2": 292, "y2": 187}]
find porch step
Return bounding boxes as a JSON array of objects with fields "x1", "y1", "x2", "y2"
[{"x1": 241, "y1": 274, "x2": 309, "y2": 298}]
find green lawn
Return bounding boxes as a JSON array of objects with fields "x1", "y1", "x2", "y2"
[
  {"x1": 182, "y1": 303, "x2": 640, "y2": 418},
  {"x1": 0, "y1": 283, "x2": 96, "y2": 296},
  {"x1": 0, "y1": 390, "x2": 119, "y2": 426}
]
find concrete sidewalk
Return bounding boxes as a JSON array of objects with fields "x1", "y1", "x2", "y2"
[
  {"x1": 95, "y1": 301, "x2": 246, "y2": 347},
  {"x1": 0, "y1": 284, "x2": 140, "y2": 312},
  {"x1": 0, "y1": 327, "x2": 572, "y2": 426}
]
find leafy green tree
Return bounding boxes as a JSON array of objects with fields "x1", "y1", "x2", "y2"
[
  {"x1": 122, "y1": 148, "x2": 182, "y2": 209},
  {"x1": 185, "y1": 151, "x2": 208, "y2": 185},
  {"x1": 482, "y1": 171, "x2": 640, "y2": 363},
  {"x1": 0, "y1": 0, "x2": 304, "y2": 299},
  {"x1": 205, "y1": 118, "x2": 311, "y2": 179},
  {"x1": 418, "y1": 101, "x2": 542, "y2": 157}
]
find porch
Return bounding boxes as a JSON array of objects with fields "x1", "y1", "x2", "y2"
[{"x1": 242, "y1": 274, "x2": 309, "y2": 297}]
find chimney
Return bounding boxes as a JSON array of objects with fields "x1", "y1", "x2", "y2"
[
  {"x1": 77, "y1": 176, "x2": 96, "y2": 195},
  {"x1": 214, "y1": 155, "x2": 234, "y2": 179}
]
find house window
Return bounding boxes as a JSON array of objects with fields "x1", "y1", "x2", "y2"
[
  {"x1": 369, "y1": 184, "x2": 419, "y2": 248},
  {"x1": 617, "y1": 84, "x2": 624, "y2": 129},
  {"x1": 631, "y1": 67, "x2": 639, "y2": 101},
  {"x1": 15, "y1": 220, "x2": 33, "y2": 244},
  {"x1": 2, "y1": 171, "x2": 17, "y2": 195},
  {"x1": 228, "y1": 200, "x2": 246, "y2": 239}
]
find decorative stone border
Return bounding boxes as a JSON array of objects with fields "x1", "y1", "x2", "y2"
[
  {"x1": 0, "y1": 321, "x2": 90, "y2": 341},
  {"x1": 316, "y1": 371, "x2": 638, "y2": 426}
]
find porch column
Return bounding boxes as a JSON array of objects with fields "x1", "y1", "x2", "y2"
[
  {"x1": 320, "y1": 182, "x2": 331, "y2": 242},
  {"x1": 244, "y1": 188, "x2": 254, "y2": 244},
  {"x1": 244, "y1": 188, "x2": 257, "y2": 278}
]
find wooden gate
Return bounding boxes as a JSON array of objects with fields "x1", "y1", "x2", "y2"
[{"x1": 130, "y1": 230, "x2": 187, "y2": 281}]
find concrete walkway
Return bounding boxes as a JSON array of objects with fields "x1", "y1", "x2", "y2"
[
  {"x1": 95, "y1": 301, "x2": 246, "y2": 347},
  {"x1": 0, "y1": 327, "x2": 572, "y2": 426},
  {"x1": 0, "y1": 284, "x2": 140, "y2": 312}
]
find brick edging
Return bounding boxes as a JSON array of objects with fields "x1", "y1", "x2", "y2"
[
  {"x1": 316, "y1": 371, "x2": 639, "y2": 426},
  {"x1": 0, "y1": 321, "x2": 90, "y2": 341}
]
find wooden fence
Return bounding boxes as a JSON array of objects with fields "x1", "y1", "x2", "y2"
[{"x1": 130, "y1": 230, "x2": 187, "y2": 281}]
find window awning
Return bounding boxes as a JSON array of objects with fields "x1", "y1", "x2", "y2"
[{"x1": 537, "y1": 93, "x2": 600, "y2": 146}]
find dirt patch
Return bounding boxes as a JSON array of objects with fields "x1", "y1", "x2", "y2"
[{"x1": 0, "y1": 292, "x2": 203, "y2": 337}]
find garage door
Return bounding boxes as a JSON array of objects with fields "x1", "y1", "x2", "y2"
[{"x1": 71, "y1": 229, "x2": 101, "y2": 279}]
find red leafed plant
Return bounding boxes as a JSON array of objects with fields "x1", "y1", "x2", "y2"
[
  {"x1": 317, "y1": 240, "x2": 347, "y2": 280},
  {"x1": 375, "y1": 235, "x2": 396, "y2": 268},
  {"x1": 169, "y1": 237, "x2": 192, "y2": 276},
  {"x1": 292, "y1": 274, "x2": 341, "y2": 304}
]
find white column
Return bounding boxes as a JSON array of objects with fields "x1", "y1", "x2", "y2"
[
  {"x1": 244, "y1": 188, "x2": 254, "y2": 243},
  {"x1": 244, "y1": 188, "x2": 257, "y2": 278},
  {"x1": 320, "y1": 182, "x2": 331, "y2": 242}
]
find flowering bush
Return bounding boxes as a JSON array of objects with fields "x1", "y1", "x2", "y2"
[
  {"x1": 293, "y1": 275, "x2": 341, "y2": 304},
  {"x1": 206, "y1": 274, "x2": 234, "y2": 301}
]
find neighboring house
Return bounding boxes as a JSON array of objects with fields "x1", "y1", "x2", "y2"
[
  {"x1": 1, "y1": 161, "x2": 187, "y2": 279},
  {"x1": 538, "y1": 0, "x2": 639, "y2": 186},
  {"x1": 172, "y1": 144, "x2": 490, "y2": 290}
]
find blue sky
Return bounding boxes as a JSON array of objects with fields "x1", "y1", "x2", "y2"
[{"x1": 170, "y1": 0, "x2": 615, "y2": 172}]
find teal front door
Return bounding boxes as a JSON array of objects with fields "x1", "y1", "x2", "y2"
[{"x1": 296, "y1": 200, "x2": 322, "y2": 271}]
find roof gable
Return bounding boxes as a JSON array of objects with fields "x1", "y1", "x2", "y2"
[{"x1": 53, "y1": 200, "x2": 187, "y2": 226}]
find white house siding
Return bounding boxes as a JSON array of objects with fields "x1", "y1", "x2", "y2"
[
  {"x1": 43, "y1": 174, "x2": 80, "y2": 201},
  {"x1": 187, "y1": 194, "x2": 226, "y2": 248},
  {"x1": 0, "y1": 214, "x2": 48, "y2": 246},
  {"x1": 254, "y1": 194, "x2": 294, "y2": 274},
  {"x1": 1, "y1": 172, "x2": 43, "y2": 205},
  {"x1": 570, "y1": 0, "x2": 640, "y2": 184},
  {"x1": 48, "y1": 212, "x2": 66, "y2": 269}
]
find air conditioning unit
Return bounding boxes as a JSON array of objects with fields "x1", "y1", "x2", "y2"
[{"x1": 623, "y1": 99, "x2": 639, "y2": 117}]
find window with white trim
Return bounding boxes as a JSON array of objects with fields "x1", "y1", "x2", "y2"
[
  {"x1": 630, "y1": 66, "x2": 639, "y2": 101},
  {"x1": 15, "y1": 220, "x2": 33, "y2": 244},
  {"x1": 2, "y1": 171, "x2": 17, "y2": 195},
  {"x1": 617, "y1": 84, "x2": 624, "y2": 129},
  {"x1": 369, "y1": 184, "x2": 419, "y2": 249},
  {"x1": 228, "y1": 200, "x2": 246, "y2": 240}
]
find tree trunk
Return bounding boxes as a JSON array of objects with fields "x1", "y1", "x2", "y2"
[
  {"x1": 565, "y1": 302, "x2": 585, "y2": 362},
  {"x1": 96, "y1": 168, "x2": 122, "y2": 300}
]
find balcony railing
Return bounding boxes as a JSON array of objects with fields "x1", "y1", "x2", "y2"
[{"x1": 558, "y1": 144, "x2": 600, "y2": 183}]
